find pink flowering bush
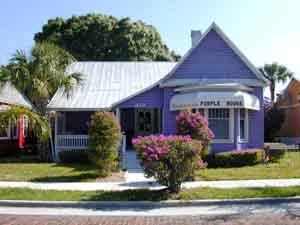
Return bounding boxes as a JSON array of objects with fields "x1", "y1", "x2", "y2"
[
  {"x1": 176, "y1": 110, "x2": 214, "y2": 154},
  {"x1": 133, "y1": 135, "x2": 203, "y2": 193}
]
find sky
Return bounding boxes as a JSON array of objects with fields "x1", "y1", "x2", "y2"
[{"x1": 1, "y1": 0, "x2": 300, "y2": 97}]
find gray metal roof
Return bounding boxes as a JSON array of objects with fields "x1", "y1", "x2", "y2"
[
  {"x1": 47, "y1": 62, "x2": 176, "y2": 111},
  {"x1": 0, "y1": 82, "x2": 32, "y2": 109}
]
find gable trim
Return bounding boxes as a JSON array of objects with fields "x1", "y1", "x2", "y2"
[
  {"x1": 161, "y1": 78, "x2": 266, "y2": 87},
  {"x1": 160, "y1": 22, "x2": 269, "y2": 87}
]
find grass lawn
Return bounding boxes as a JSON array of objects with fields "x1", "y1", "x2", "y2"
[
  {"x1": 1, "y1": 186, "x2": 300, "y2": 201},
  {"x1": 196, "y1": 151, "x2": 300, "y2": 181},
  {"x1": 0, "y1": 156, "x2": 124, "y2": 182}
]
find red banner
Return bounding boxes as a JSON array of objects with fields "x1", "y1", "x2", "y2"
[{"x1": 18, "y1": 116, "x2": 24, "y2": 150}]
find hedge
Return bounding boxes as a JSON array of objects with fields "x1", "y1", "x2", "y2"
[{"x1": 204, "y1": 149, "x2": 264, "y2": 168}]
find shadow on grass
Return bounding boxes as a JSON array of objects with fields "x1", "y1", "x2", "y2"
[
  {"x1": 30, "y1": 163, "x2": 100, "y2": 182},
  {"x1": 30, "y1": 173, "x2": 99, "y2": 182},
  {"x1": 0, "y1": 155, "x2": 41, "y2": 164},
  {"x1": 84, "y1": 189, "x2": 171, "y2": 202}
]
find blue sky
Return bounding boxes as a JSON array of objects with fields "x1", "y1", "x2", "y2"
[{"x1": 1, "y1": 0, "x2": 300, "y2": 95}]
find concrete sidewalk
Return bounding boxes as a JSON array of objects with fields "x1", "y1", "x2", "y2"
[{"x1": 1, "y1": 178, "x2": 300, "y2": 191}]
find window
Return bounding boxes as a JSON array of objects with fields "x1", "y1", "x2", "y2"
[
  {"x1": 10, "y1": 121, "x2": 18, "y2": 139},
  {"x1": 208, "y1": 109, "x2": 230, "y2": 140},
  {"x1": 0, "y1": 127, "x2": 9, "y2": 139},
  {"x1": 239, "y1": 109, "x2": 248, "y2": 142},
  {"x1": 190, "y1": 108, "x2": 234, "y2": 143},
  {"x1": 192, "y1": 108, "x2": 204, "y2": 115},
  {"x1": 0, "y1": 122, "x2": 10, "y2": 139}
]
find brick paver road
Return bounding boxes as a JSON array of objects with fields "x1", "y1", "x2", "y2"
[{"x1": 1, "y1": 213, "x2": 300, "y2": 225}]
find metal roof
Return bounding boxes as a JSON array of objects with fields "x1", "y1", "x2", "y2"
[
  {"x1": 0, "y1": 83, "x2": 33, "y2": 109},
  {"x1": 47, "y1": 62, "x2": 176, "y2": 111}
]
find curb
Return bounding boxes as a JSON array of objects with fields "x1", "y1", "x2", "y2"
[{"x1": 1, "y1": 196, "x2": 300, "y2": 209}]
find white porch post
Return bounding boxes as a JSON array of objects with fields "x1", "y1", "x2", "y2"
[
  {"x1": 116, "y1": 108, "x2": 121, "y2": 122},
  {"x1": 236, "y1": 109, "x2": 241, "y2": 150},
  {"x1": 54, "y1": 112, "x2": 59, "y2": 162},
  {"x1": 116, "y1": 108, "x2": 127, "y2": 169}
]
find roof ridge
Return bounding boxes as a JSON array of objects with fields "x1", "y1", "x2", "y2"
[{"x1": 73, "y1": 61, "x2": 177, "y2": 63}]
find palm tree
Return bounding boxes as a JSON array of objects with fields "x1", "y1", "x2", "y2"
[
  {"x1": 0, "y1": 106, "x2": 50, "y2": 141},
  {"x1": 3, "y1": 42, "x2": 83, "y2": 114},
  {"x1": 259, "y1": 63, "x2": 293, "y2": 102},
  {"x1": 0, "y1": 42, "x2": 83, "y2": 160}
]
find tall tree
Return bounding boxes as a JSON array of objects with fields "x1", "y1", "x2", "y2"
[
  {"x1": 34, "y1": 13, "x2": 180, "y2": 61},
  {"x1": 259, "y1": 63, "x2": 293, "y2": 102},
  {"x1": 0, "y1": 42, "x2": 83, "y2": 161},
  {"x1": 2, "y1": 42, "x2": 83, "y2": 114}
]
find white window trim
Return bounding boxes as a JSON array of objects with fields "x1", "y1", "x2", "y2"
[
  {"x1": 193, "y1": 108, "x2": 234, "y2": 144},
  {"x1": 238, "y1": 109, "x2": 249, "y2": 143}
]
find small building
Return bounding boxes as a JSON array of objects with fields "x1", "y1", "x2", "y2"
[
  {"x1": 276, "y1": 78, "x2": 300, "y2": 144},
  {"x1": 47, "y1": 23, "x2": 268, "y2": 159},
  {"x1": 0, "y1": 82, "x2": 33, "y2": 153}
]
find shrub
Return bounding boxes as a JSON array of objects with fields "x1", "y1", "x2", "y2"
[
  {"x1": 264, "y1": 104, "x2": 285, "y2": 142},
  {"x1": 133, "y1": 135, "x2": 204, "y2": 193},
  {"x1": 204, "y1": 149, "x2": 264, "y2": 168},
  {"x1": 59, "y1": 150, "x2": 90, "y2": 163},
  {"x1": 88, "y1": 111, "x2": 122, "y2": 177},
  {"x1": 264, "y1": 146, "x2": 286, "y2": 162},
  {"x1": 176, "y1": 110, "x2": 214, "y2": 154}
]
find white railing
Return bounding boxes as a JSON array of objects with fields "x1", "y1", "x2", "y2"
[
  {"x1": 121, "y1": 134, "x2": 127, "y2": 169},
  {"x1": 55, "y1": 134, "x2": 127, "y2": 168},
  {"x1": 56, "y1": 134, "x2": 127, "y2": 152},
  {"x1": 56, "y1": 135, "x2": 89, "y2": 150}
]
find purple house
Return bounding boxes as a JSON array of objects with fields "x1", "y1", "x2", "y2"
[{"x1": 47, "y1": 23, "x2": 268, "y2": 161}]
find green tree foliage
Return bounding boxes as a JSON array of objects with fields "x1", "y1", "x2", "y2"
[
  {"x1": 34, "y1": 13, "x2": 180, "y2": 61},
  {"x1": 1, "y1": 42, "x2": 83, "y2": 114},
  {"x1": 0, "y1": 106, "x2": 50, "y2": 141},
  {"x1": 259, "y1": 63, "x2": 293, "y2": 102},
  {"x1": 88, "y1": 111, "x2": 122, "y2": 177},
  {"x1": 264, "y1": 103, "x2": 285, "y2": 142},
  {"x1": 0, "y1": 43, "x2": 83, "y2": 160}
]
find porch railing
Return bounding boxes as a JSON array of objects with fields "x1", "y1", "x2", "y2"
[
  {"x1": 56, "y1": 135, "x2": 89, "y2": 150},
  {"x1": 56, "y1": 134, "x2": 127, "y2": 152}
]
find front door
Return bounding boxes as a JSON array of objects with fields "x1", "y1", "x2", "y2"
[{"x1": 135, "y1": 109, "x2": 155, "y2": 136}]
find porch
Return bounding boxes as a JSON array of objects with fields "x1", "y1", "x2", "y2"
[{"x1": 53, "y1": 108, "x2": 162, "y2": 165}]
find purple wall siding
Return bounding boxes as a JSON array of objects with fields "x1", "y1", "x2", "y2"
[
  {"x1": 172, "y1": 29, "x2": 257, "y2": 80},
  {"x1": 248, "y1": 87, "x2": 264, "y2": 149},
  {"x1": 117, "y1": 86, "x2": 163, "y2": 108},
  {"x1": 211, "y1": 143, "x2": 235, "y2": 153},
  {"x1": 118, "y1": 85, "x2": 264, "y2": 152},
  {"x1": 163, "y1": 88, "x2": 177, "y2": 134}
]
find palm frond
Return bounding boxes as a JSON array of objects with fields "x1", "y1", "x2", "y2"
[
  {"x1": 59, "y1": 72, "x2": 84, "y2": 98},
  {"x1": 0, "y1": 106, "x2": 50, "y2": 140}
]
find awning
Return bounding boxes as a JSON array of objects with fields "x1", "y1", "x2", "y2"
[{"x1": 170, "y1": 91, "x2": 260, "y2": 111}]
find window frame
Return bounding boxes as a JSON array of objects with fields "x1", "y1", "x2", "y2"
[
  {"x1": 192, "y1": 108, "x2": 234, "y2": 143},
  {"x1": 0, "y1": 120, "x2": 11, "y2": 140},
  {"x1": 238, "y1": 109, "x2": 249, "y2": 143}
]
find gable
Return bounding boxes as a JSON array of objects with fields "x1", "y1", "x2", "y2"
[{"x1": 171, "y1": 28, "x2": 259, "y2": 80}]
